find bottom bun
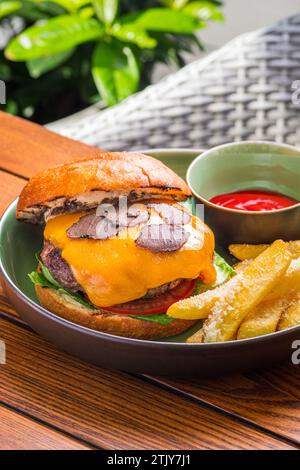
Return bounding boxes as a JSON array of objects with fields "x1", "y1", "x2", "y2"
[{"x1": 35, "y1": 285, "x2": 196, "y2": 340}]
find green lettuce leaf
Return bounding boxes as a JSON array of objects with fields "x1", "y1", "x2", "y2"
[
  {"x1": 131, "y1": 314, "x2": 175, "y2": 325},
  {"x1": 57, "y1": 287, "x2": 97, "y2": 310},
  {"x1": 28, "y1": 270, "x2": 54, "y2": 289},
  {"x1": 35, "y1": 253, "x2": 61, "y2": 288},
  {"x1": 192, "y1": 252, "x2": 236, "y2": 296},
  {"x1": 214, "y1": 252, "x2": 236, "y2": 285},
  {"x1": 29, "y1": 256, "x2": 96, "y2": 310}
]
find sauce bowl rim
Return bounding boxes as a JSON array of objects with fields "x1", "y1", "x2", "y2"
[{"x1": 187, "y1": 140, "x2": 300, "y2": 216}]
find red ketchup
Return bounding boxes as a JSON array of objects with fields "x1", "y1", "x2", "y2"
[{"x1": 210, "y1": 190, "x2": 298, "y2": 212}]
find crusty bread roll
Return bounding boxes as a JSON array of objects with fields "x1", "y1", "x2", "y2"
[
  {"x1": 17, "y1": 152, "x2": 191, "y2": 223},
  {"x1": 36, "y1": 284, "x2": 196, "y2": 340},
  {"x1": 19, "y1": 151, "x2": 210, "y2": 340}
]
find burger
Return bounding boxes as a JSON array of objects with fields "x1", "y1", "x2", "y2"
[{"x1": 17, "y1": 151, "x2": 216, "y2": 339}]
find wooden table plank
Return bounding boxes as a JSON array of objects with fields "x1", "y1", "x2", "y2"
[
  {"x1": 0, "y1": 293, "x2": 22, "y2": 322},
  {"x1": 255, "y1": 364, "x2": 300, "y2": 400},
  {"x1": 0, "y1": 404, "x2": 92, "y2": 450},
  {"x1": 0, "y1": 170, "x2": 28, "y2": 304},
  {"x1": 0, "y1": 317, "x2": 295, "y2": 450},
  {"x1": 0, "y1": 112, "x2": 102, "y2": 178},
  {"x1": 3, "y1": 298, "x2": 299, "y2": 446},
  {"x1": 0, "y1": 170, "x2": 26, "y2": 213},
  {"x1": 148, "y1": 368, "x2": 300, "y2": 445}
]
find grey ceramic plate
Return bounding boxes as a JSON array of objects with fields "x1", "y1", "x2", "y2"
[{"x1": 0, "y1": 149, "x2": 299, "y2": 377}]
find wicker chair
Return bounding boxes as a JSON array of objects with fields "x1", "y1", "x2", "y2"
[{"x1": 48, "y1": 14, "x2": 300, "y2": 150}]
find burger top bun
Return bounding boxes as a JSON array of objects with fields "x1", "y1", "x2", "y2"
[{"x1": 17, "y1": 152, "x2": 191, "y2": 223}]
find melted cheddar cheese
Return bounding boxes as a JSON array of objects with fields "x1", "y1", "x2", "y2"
[{"x1": 44, "y1": 211, "x2": 215, "y2": 307}]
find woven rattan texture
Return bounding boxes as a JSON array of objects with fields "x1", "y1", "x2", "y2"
[{"x1": 49, "y1": 15, "x2": 300, "y2": 150}]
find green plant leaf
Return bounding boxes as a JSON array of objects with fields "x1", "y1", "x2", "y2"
[
  {"x1": 124, "y1": 8, "x2": 202, "y2": 34},
  {"x1": 72, "y1": 0, "x2": 92, "y2": 7},
  {"x1": 0, "y1": 61, "x2": 11, "y2": 80},
  {"x1": 111, "y1": 23, "x2": 157, "y2": 49},
  {"x1": 92, "y1": 39, "x2": 139, "y2": 106},
  {"x1": 29, "y1": 0, "x2": 91, "y2": 13},
  {"x1": 158, "y1": 0, "x2": 189, "y2": 9},
  {"x1": 0, "y1": 1, "x2": 21, "y2": 19},
  {"x1": 93, "y1": 0, "x2": 118, "y2": 25},
  {"x1": 27, "y1": 48, "x2": 74, "y2": 78},
  {"x1": 17, "y1": 0, "x2": 65, "y2": 21},
  {"x1": 183, "y1": 1, "x2": 224, "y2": 22},
  {"x1": 46, "y1": 0, "x2": 76, "y2": 12},
  {"x1": 78, "y1": 5, "x2": 95, "y2": 18},
  {"x1": 5, "y1": 15, "x2": 104, "y2": 61},
  {"x1": 4, "y1": 100, "x2": 18, "y2": 115}
]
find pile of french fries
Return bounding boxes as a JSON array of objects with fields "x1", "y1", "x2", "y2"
[{"x1": 167, "y1": 240, "x2": 300, "y2": 343}]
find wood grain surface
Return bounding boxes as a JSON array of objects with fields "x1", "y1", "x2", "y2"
[
  {"x1": 1, "y1": 288, "x2": 299, "y2": 448},
  {"x1": 0, "y1": 404, "x2": 92, "y2": 450},
  {"x1": 0, "y1": 316, "x2": 295, "y2": 450},
  {"x1": 0, "y1": 112, "x2": 299, "y2": 450},
  {"x1": 148, "y1": 370, "x2": 300, "y2": 444},
  {"x1": 0, "y1": 112, "x2": 102, "y2": 178},
  {"x1": 0, "y1": 170, "x2": 26, "y2": 211}
]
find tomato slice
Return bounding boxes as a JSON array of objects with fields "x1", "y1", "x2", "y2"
[{"x1": 101, "y1": 279, "x2": 196, "y2": 315}]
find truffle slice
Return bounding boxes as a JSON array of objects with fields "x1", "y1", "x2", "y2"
[
  {"x1": 149, "y1": 203, "x2": 191, "y2": 225},
  {"x1": 127, "y1": 204, "x2": 149, "y2": 227},
  {"x1": 136, "y1": 224, "x2": 189, "y2": 252},
  {"x1": 67, "y1": 213, "x2": 118, "y2": 240},
  {"x1": 67, "y1": 203, "x2": 149, "y2": 240}
]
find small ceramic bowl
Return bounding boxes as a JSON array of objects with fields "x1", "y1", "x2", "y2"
[{"x1": 187, "y1": 141, "x2": 300, "y2": 246}]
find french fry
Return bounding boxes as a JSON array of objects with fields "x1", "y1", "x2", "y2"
[
  {"x1": 167, "y1": 277, "x2": 237, "y2": 320},
  {"x1": 234, "y1": 256, "x2": 300, "y2": 301},
  {"x1": 168, "y1": 242, "x2": 299, "y2": 322},
  {"x1": 202, "y1": 240, "x2": 292, "y2": 342},
  {"x1": 168, "y1": 249, "x2": 298, "y2": 321},
  {"x1": 186, "y1": 328, "x2": 204, "y2": 343},
  {"x1": 237, "y1": 260, "x2": 300, "y2": 338},
  {"x1": 233, "y1": 260, "x2": 251, "y2": 274},
  {"x1": 237, "y1": 298, "x2": 287, "y2": 340},
  {"x1": 229, "y1": 244, "x2": 267, "y2": 260},
  {"x1": 267, "y1": 257, "x2": 300, "y2": 301},
  {"x1": 278, "y1": 295, "x2": 300, "y2": 330},
  {"x1": 289, "y1": 241, "x2": 300, "y2": 258},
  {"x1": 229, "y1": 241, "x2": 300, "y2": 261}
]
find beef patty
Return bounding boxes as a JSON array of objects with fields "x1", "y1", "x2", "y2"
[
  {"x1": 41, "y1": 240, "x2": 82, "y2": 292},
  {"x1": 40, "y1": 241, "x2": 182, "y2": 302}
]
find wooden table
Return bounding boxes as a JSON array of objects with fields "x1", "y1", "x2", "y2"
[{"x1": 0, "y1": 112, "x2": 299, "y2": 451}]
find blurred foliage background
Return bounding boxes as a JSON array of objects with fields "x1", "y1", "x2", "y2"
[{"x1": 0, "y1": 0, "x2": 223, "y2": 123}]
